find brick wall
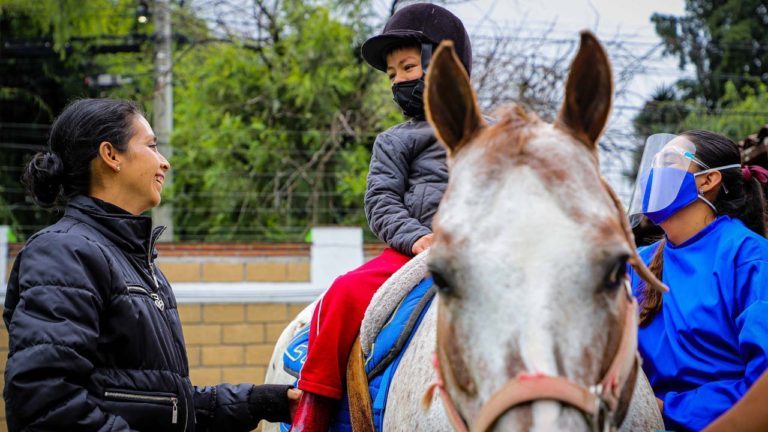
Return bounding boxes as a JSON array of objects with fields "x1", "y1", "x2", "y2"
[
  {"x1": 181, "y1": 302, "x2": 309, "y2": 387},
  {"x1": 0, "y1": 242, "x2": 390, "y2": 431}
]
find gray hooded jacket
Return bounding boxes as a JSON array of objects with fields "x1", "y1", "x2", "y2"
[{"x1": 364, "y1": 119, "x2": 448, "y2": 256}]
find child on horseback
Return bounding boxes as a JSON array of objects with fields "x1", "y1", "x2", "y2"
[{"x1": 290, "y1": 4, "x2": 473, "y2": 431}]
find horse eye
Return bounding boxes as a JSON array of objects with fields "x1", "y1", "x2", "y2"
[
  {"x1": 432, "y1": 272, "x2": 452, "y2": 295},
  {"x1": 603, "y1": 254, "x2": 629, "y2": 292},
  {"x1": 429, "y1": 266, "x2": 454, "y2": 297}
]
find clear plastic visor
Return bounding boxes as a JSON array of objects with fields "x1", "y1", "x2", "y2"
[{"x1": 627, "y1": 134, "x2": 697, "y2": 227}]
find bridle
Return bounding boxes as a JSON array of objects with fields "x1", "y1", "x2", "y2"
[
  {"x1": 420, "y1": 177, "x2": 663, "y2": 432},
  {"x1": 423, "y1": 280, "x2": 640, "y2": 432}
]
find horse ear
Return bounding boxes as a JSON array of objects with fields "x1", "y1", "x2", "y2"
[
  {"x1": 556, "y1": 31, "x2": 613, "y2": 150},
  {"x1": 425, "y1": 41, "x2": 484, "y2": 155}
]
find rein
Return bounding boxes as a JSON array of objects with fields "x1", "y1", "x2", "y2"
[{"x1": 423, "y1": 281, "x2": 640, "y2": 432}]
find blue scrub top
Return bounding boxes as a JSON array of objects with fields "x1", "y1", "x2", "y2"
[{"x1": 629, "y1": 216, "x2": 768, "y2": 431}]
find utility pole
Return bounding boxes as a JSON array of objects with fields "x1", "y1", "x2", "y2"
[{"x1": 152, "y1": 0, "x2": 174, "y2": 241}]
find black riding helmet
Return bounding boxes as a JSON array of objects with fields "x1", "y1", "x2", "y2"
[
  {"x1": 362, "y1": 4, "x2": 471, "y2": 119},
  {"x1": 361, "y1": 3, "x2": 472, "y2": 76}
]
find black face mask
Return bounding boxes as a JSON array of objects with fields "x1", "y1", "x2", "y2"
[
  {"x1": 391, "y1": 43, "x2": 432, "y2": 120},
  {"x1": 392, "y1": 77, "x2": 426, "y2": 119}
]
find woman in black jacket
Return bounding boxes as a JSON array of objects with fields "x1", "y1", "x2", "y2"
[{"x1": 4, "y1": 98, "x2": 299, "y2": 431}]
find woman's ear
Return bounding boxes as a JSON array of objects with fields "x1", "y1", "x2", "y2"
[
  {"x1": 97, "y1": 141, "x2": 122, "y2": 173},
  {"x1": 699, "y1": 170, "x2": 723, "y2": 194}
]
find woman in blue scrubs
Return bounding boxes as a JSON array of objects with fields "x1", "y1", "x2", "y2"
[{"x1": 627, "y1": 130, "x2": 768, "y2": 431}]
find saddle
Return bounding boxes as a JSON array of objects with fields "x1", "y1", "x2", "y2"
[{"x1": 281, "y1": 252, "x2": 434, "y2": 431}]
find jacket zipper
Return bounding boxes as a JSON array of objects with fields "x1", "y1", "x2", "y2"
[
  {"x1": 143, "y1": 226, "x2": 189, "y2": 431},
  {"x1": 104, "y1": 391, "x2": 178, "y2": 424},
  {"x1": 126, "y1": 286, "x2": 165, "y2": 311},
  {"x1": 147, "y1": 226, "x2": 165, "y2": 289}
]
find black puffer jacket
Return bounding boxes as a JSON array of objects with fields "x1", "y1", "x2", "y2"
[
  {"x1": 3, "y1": 195, "x2": 290, "y2": 431},
  {"x1": 364, "y1": 119, "x2": 448, "y2": 255}
]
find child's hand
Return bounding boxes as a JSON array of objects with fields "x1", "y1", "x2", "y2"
[
  {"x1": 412, "y1": 233, "x2": 434, "y2": 255},
  {"x1": 288, "y1": 388, "x2": 302, "y2": 419}
]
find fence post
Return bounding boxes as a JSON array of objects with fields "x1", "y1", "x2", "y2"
[{"x1": 310, "y1": 226, "x2": 363, "y2": 291}]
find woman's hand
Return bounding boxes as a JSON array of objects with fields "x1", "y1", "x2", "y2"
[
  {"x1": 288, "y1": 388, "x2": 302, "y2": 419},
  {"x1": 656, "y1": 397, "x2": 664, "y2": 413},
  {"x1": 412, "y1": 233, "x2": 434, "y2": 255}
]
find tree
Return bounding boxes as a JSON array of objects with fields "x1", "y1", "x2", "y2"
[
  {"x1": 681, "y1": 81, "x2": 768, "y2": 141},
  {"x1": 633, "y1": 85, "x2": 691, "y2": 137},
  {"x1": 632, "y1": 0, "x2": 768, "y2": 178},
  {"x1": 158, "y1": 0, "x2": 400, "y2": 241},
  {"x1": 0, "y1": 0, "x2": 153, "y2": 238},
  {"x1": 0, "y1": 0, "x2": 396, "y2": 242},
  {"x1": 651, "y1": 0, "x2": 768, "y2": 106}
]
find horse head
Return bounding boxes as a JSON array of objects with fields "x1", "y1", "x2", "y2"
[{"x1": 424, "y1": 32, "x2": 665, "y2": 431}]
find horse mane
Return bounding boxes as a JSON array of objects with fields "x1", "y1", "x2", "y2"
[{"x1": 481, "y1": 103, "x2": 541, "y2": 158}]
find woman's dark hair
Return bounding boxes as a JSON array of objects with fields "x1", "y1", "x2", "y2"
[
  {"x1": 23, "y1": 98, "x2": 142, "y2": 207},
  {"x1": 684, "y1": 130, "x2": 767, "y2": 236},
  {"x1": 639, "y1": 129, "x2": 768, "y2": 326}
]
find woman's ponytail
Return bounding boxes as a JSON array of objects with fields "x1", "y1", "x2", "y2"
[
  {"x1": 740, "y1": 166, "x2": 768, "y2": 237},
  {"x1": 639, "y1": 238, "x2": 665, "y2": 327}
]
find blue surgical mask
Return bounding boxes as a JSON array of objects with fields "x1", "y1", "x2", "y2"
[{"x1": 641, "y1": 164, "x2": 741, "y2": 225}]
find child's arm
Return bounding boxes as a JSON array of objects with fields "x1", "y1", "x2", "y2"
[{"x1": 365, "y1": 133, "x2": 431, "y2": 256}]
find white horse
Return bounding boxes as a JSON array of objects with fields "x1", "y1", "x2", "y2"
[{"x1": 265, "y1": 32, "x2": 665, "y2": 431}]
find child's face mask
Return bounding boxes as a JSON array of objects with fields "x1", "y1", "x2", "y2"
[
  {"x1": 388, "y1": 43, "x2": 432, "y2": 119},
  {"x1": 392, "y1": 79, "x2": 425, "y2": 119}
]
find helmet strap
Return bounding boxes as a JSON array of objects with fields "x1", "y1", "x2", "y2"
[{"x1": 420, "y1": 42, "x2": 433, "y2": 73}]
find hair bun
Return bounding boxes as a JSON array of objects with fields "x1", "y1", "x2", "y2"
[{"x1": 23, "y1": 151, "x2": 65, "y2": 207}]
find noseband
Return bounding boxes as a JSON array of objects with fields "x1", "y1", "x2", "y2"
[{"x1": 423, "y1": 281, "x2": 640, "y2": 432}]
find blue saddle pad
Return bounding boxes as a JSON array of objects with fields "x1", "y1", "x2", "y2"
[{"x1": 281, "y1": 277, "x2": 435, "y2": 432}]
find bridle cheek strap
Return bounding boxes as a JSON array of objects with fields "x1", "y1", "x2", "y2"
[
  {"x1": 599, "y1": 290, "x2": 639, "y2": 410},
  {"x1": 422, "y1": 353, "x2": 470, "y2": 432}
]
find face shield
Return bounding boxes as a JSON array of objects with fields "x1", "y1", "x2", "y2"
[{"x1": 628, "y1": 134, "x2": 699, "y2": 227}]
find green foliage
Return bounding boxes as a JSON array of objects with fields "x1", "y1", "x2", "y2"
[
  {"x1": 0, "y1": 0, "x2": 140, "y2": 54},
  {"x1": 0, "y1": 0, "x2": 396, "y2": 241},
  {"x1": 651, "y1": 0, "x2": 768, "y2": 105},
  {"x1": 634, "y1": 81, "x2": 768, "y2": 141},
  {"x1": 0, "y1": 0, "x2": 154, "y2": 239},
  {"x1": 634, "y1": 0, "x2": 767, "y2": 163},
  {"x1": 633, "y1": 85, "x2": 691, "y2": 136},
  {"x1": 170, "y1": 1, "x2": 398, "y2": 240},
  {"x1": 681, "y1": 81, "x2": 768, "y2": 141},
  {"x1": 629, "y1": 81, "x2": 768, "y2": 184}
]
